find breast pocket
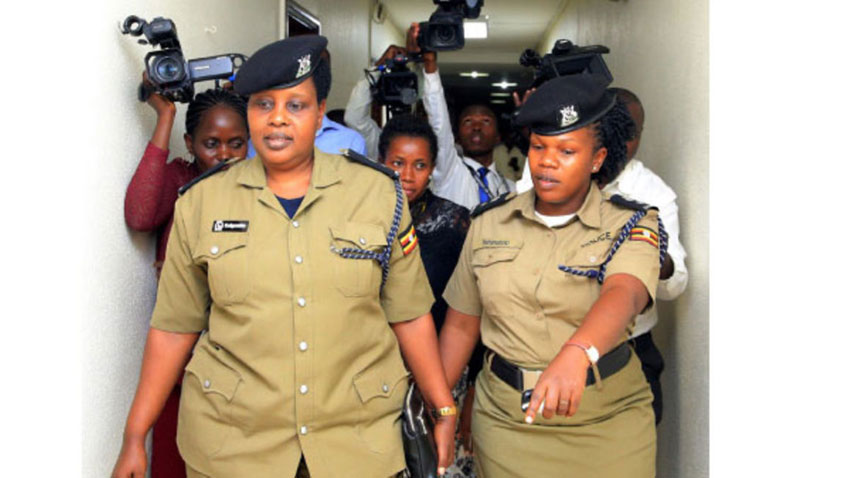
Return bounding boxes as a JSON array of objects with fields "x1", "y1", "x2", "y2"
[
  {"x1": 472, "y1": 245, "x2": 522, "y2": 318},
  {"x1": 329, "y1": 222, "x2": 388, "y2": 297},
  {"x1": 194, "y1": 234, "x2": 251, "y2": 305}
]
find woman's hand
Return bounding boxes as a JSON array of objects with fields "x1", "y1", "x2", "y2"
[
  {"x1": 434, "y1": 414, "x2": 457, "y2": 476},
  {"x1": 111, "y1": 434, "x2": 147, "y2": 478},
  {"x1": 142, "y1": 72, "x2": 176, "y2": 118},
  {"x1": 523, "y1": 346, "x2": 589, "y2": 423}
]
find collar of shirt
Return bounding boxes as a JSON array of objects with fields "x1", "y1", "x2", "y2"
[
  {"x1": 461, "y1": 155, "x2": 500, "y2": 176},
  {"x1": 508, "y1": 183, "x2": 602, "y2": 228},
  {"x1": 236, "y1": 148, "x2": 342, "y2": 215},
  {"x1": 315, "y1": 114, "x2": 340, "y2": 137}
]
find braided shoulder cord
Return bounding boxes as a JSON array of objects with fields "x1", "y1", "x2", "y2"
[
  {"x1": 330, "y1": 176, "x2": 404, "y2": 291},
  {"x1": 558, "y1": 210, "x2": 669, "y2": 284}
]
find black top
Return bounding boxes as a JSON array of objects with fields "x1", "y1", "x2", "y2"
[
  {"x1": 411, "y1": 190, "x2": 484, "y2": 379},
  {"x1": 276, "y1": 196, "x2": 305, "y2": 218}
]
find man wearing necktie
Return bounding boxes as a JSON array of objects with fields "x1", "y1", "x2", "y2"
[{"x1": 411, "y1": 23, "x2": 516, "y2": 211}]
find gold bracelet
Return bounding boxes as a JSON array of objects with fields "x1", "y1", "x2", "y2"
[{"x1": 436, "y1": 405, "x2": 457, "y2": 417}]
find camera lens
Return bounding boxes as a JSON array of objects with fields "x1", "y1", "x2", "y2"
[
  {"x1": 152, "y1": 56, "x2": 184, "y2": 83},
  {"x1": 435, "y1": 25, "x2": 456, "y2": 44}
]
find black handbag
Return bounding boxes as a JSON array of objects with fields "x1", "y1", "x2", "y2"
[{"x1": 401, "y1": 383, "x2": 439, "y2": 478}]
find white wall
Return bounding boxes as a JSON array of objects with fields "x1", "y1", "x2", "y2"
[
  {"x1": 539, "y1": 1, "x2": 709, "y2": 476},
  {"x1": 81, "y1": 2, "x2": 278, "y2": 476},
  {"x1": 285, "y1": 0, "x2": 373, "y2": 109}
]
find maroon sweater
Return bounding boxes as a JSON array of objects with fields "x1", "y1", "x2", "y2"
[{"x1": 124, "y1": 142, "x2": 200, "y2": 273}]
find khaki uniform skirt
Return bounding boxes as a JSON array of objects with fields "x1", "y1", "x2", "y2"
[{"x1": 472, "y1": 350, "x2": 656, "y2": 478}]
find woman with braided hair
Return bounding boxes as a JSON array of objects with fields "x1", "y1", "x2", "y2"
[
  {"x1": 438, "y1": 74, "x2": 665, "y2": 477},
  {"x1": 123, "y1": 76, "x2": 248, "y2": 478}
]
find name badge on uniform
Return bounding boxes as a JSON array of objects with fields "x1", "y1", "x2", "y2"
[{"x1": 212, "y1": 220, "x2": 250, "y2": 233}]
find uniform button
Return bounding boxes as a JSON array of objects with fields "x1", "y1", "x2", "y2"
[
  {"x1": 295, "y1": 255, "x2": 303, "y2": 264},
  {"x1": 382, "y1": 384, "x2": 389, "y2": 393},
  {"x1": 299, "y1": 341, "x2": 308, "y2": 351},
  {"x1": 359, "y1": 237, "x2": 367, "y2": 245},
  {"x1": 589, "y1": 256, "x2": 597, "y2": 263},
  {"x1": 292, "y1": 220, "x2": 300, "y2": 228},
  {"x1": 297, "y1": 297, "x2": 306, "y2": 307},
  {"x1": 300, "y1": 426, "x2": 308, "y2": 435},
  {"x1": 203, "y1": 380, "x2": 211, "y2": 389},
  {"x1": 300, "y1": 384, "x2": 309, "y2": 394},
  {"x1": 210, "y1": 246, "x2": 219, "y2": 255}
]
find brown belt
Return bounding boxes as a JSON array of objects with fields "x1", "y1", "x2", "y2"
[{"x1": 489, "y1": 341, "x2": 631, "y2": 391}]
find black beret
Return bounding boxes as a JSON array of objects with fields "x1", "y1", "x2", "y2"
[
  {"x1": 234, "y1": 35, "x2": 328, "y2": 96},
  {"x1": 516, "y1": 74, "x2": 616, "y2": 136}
]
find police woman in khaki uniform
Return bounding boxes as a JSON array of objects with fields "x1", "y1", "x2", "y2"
[
  {"x1": 438, "y1": 74, "x2": 663, "y2": 477},
  {"x1": 112, "y1": 36, "x2": 457, "y2": 478}
]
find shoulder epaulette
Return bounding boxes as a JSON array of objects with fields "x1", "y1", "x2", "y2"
[
  {"x1": 471, "y1": 192, "x2": 516, "y2": 218},
  {"x1": 608, "y1": 194, "x2": 657, "y2": 212},
  {"x1": 342, "y1": 149, "x2": 399, "y2": 179},
  {"x1": 178, "y1": 157, "x2": 247, "y2": 196}
]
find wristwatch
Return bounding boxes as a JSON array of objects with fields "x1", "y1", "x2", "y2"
[
  {"x1": 434, "y1": 405, "x2": 457, "y2": 417},
  {"x1": 563, "y1": 340, "x2": 600, "y2": 365}
]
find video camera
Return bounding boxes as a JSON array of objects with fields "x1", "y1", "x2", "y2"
[
  {"x1": 417, "y1": 0, "x2": 485, "y2": 52},
  {"x1": 121, "y1": 15, "x2": 246, "y2": 103},
  {"x1": 519, "y1": 39, "x2": 613, "y2": 89},
  {"x1": 368, "y1": 54, "x2": 419, "y2": 117}
]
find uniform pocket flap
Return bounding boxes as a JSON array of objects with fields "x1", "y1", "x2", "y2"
[
  {"x1": 353, "y1": 360, "x2": 410, "y2": 403},
  {"x1": 193, "y1": 235, "x2": 248, "y2": 261},
  {"x1": 185, "y1": 351, "x2": 242, "y2": 402},
  {"x1": 472, "y1": 246, "x2": 521, "y2": 267},
  {"x1": 330, "y1": 222, "x2": 387, "y2": 249},
  {"x1": 563, "y1": 245, "x2": 611, "y2": 269}
]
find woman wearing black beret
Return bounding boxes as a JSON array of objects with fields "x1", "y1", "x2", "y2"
[
  {"x1": 113, "y1": 35, "x2": 456, "y2": 478},
  {"x1": 438, "y1": 74, "x2": 663, "y2": 477}
]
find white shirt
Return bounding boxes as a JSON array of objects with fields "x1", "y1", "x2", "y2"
[
  {"x1": 422, "y1": 70, "x2": 515, "y2": 211},
  {"x1": 518, "y1": 158, "x2": 689, "y2": 337},
  {"x1": 343, "y1": 77, "x2": 382, "y2": 160}
]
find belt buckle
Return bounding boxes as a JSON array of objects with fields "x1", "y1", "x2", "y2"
[{"x1": 520, "y1": 367, "x2": 543, "y2": 391}]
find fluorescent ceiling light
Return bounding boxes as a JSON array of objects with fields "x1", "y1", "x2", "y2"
[
  {"x1": 490, "y1": 99, "x2": 507, "y2": 104},
  {"x1": 490, "y1": 92, "x2": 511, "y2": 97},
  {"x1": 492, "y1": 81, "x2": 518, "y2": 89},
  {"x1": 464, "y1": 21, "x2": 488, "y2": 39},
  {"x1": 460, "y1": 71, "x2": 490, "y2": 78}
]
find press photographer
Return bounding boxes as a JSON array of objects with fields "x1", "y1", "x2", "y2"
[{"x1": 121, "y1": 15, "x2": 246, "y2": 103}]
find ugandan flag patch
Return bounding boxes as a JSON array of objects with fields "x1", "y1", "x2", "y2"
[
  {"x1": 399, "y1": 223, "x2": 419, "y2": 256},
  {"x1": 629, "y1": 226, "x2": 659, "y2": 248}
]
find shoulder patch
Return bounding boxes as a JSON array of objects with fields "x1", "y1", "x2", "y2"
[
  {"x1": 178, "y1": 157, "x2": 246, "y2": 196},
  {"x1": 608, "y1": 194, "x2": 657, "y2": 212},
  {"x1": 471, "y1": 192, "x2": 516, "y2": 218},
  {"x1": 342, "y1": 149, "x2": 399, "y2": 179}
]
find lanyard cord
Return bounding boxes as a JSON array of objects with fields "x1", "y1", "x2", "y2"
[
  {"x1": 330, "y1": 177, "x2": 404, "y2": 291},
  {"x1": 559, "y1": 211, "x2": 669, "y2": 284}
]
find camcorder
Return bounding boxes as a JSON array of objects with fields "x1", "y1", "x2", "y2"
[
  {"x1": 519, "y1": 39, "x2": 613, "y2": 89},
  {"x1": 417, "y1": 0, "x2": 484, "y2": 52},
  {"x1": 368, "y1": 53, "x2": 419, "y2": 117},
  {"x1": 121, "y1": 15, "x2": 247, "y2": 103}
]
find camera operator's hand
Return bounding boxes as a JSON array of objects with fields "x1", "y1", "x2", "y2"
[
  {"x1": 142, "y1": 72, "x2": 176, "y2": 118},
  {"x1": 376, "y1": 44, "x2": 408, "y2": 67},
  {"x1": 406, "y1": 23, "x2": 437, "y2": 73},
  {"x1": 142, "y1": 72, "x2": 176, "y2": 150},
  {"x1": 512, "y1": 87, "x2": 537, "y2": 108}
]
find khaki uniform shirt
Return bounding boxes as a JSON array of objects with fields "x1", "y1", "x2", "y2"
[
  {"x1": 444, "y1": 184, "x2": 660, "y2": 370},
  {"x1": 151, "y1": 149, "x2": 434, "y2": 478}
]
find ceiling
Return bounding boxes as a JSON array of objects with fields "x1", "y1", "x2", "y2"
[{"x1": 379, "y1": 0, "x2": 567, "y2": 117}]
